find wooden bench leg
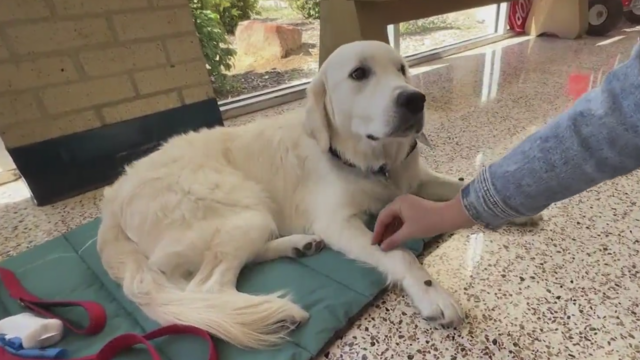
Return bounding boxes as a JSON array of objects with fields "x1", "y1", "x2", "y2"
[
  {"x1": 318, "y1": 0, "x2": 391, "y2": 66},
  {"x1": 319, "y1": 0, "x2": 361, "y2": 66}
]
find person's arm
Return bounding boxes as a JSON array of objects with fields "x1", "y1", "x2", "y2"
[
  {"x1": 372, "y1": 43, "x2": 640, "y2": 250},
  {"x1": 463, "y1": 43, "x2": 640, "y2": 229}
]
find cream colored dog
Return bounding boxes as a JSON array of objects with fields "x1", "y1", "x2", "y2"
[{"x1": 97, "y1": 40, "x2": 539, "y2": 349}]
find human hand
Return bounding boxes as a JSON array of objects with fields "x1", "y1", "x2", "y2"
[{"x1": 372, "y1": 193, "x2": 475, "y2": 251}]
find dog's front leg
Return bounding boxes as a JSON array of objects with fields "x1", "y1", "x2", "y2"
[
  {"x1": 413, "y1": 163, "x2": 465, "y2": 202},
  {"x1": 313, "y1": 216, "x2": 464, "y2": 327}
]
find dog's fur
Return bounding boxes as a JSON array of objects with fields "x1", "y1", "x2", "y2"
[{"x1": 97, "y1": 41, "x2": 539, "y2": 349}]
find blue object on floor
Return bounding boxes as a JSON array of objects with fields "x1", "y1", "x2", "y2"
[{"x1": 0, "y1": 335, "x2": 67, "y2": 359}]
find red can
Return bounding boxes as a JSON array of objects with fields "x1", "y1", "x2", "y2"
[{"x1": 508, "y1": 0, "x2": 532, "y2": 34}]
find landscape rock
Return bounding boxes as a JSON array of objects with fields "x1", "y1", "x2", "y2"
[{"x1": 235, "y1": 20, "x2": 302, "y2": 61}]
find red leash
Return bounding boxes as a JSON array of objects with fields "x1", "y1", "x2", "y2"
[
  {"x1": 0, "y1": 267, "x2": 218, "y2": 360},
  {"x1": 0, "y1": 268, "x2": 106, "y2": 336}
]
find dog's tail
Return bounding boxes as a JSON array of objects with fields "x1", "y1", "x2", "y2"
[{"x1": 96, "y1": 216, "x2": 308, "y2": 349}]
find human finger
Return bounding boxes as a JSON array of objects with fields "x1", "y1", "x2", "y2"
[
  {"x1": 372, "y1": 202, "x2": 400, "y2": 245},
  {"x1": 379, "y1": 226, "x2": 411, "y2": 251}
]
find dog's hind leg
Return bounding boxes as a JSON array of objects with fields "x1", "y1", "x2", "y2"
[
  {"x1": 251, "y1": 235, "x2": 325, "y2": 263},
  {"x1": 199, "y1": 258, "x2": 246, "y2": 292},
  {"x1": 186, "y1": 251, "x2": 225, "y2": 292},
  {"x1": 186, "y1": 210, "x2": 279, "y2": 293}
]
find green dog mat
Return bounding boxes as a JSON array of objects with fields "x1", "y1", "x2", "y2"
[{"x1": 0, "y1": 217, "x2": 424, "y2": 360}]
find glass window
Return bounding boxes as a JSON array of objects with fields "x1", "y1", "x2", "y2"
[
  {"x1": 189, "y1": 0, "x2": 319, "y2": 101},
  {"x1": 189, "y1": 1, "x2": 507, "y2": 102},
  {"x1": 399, "y1": 5, "x2": 502, "y2": 56}
]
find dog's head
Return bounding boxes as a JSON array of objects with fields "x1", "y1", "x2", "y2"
[{"x1": 304, "y1": 40, "x2": 425, "y2": 151}]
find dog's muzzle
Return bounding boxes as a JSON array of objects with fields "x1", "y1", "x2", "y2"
[{"x1": 390, "y1": 90, "x2": 426, "y2": 137}]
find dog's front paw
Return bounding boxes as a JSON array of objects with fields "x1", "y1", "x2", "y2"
[
  {"x1": 402, "y1": 276, "x2": 464, "y2": 328},
  {"x1": 509, "y1": 214, "x2": 543, "y2": 227},
  {"x1": 292, "y1": 237, "x2": 325, "y2": 257}
]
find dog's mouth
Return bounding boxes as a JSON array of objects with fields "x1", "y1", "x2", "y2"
[
  {"x1": 388, "y1": 114, "x2": 424, "y2": 138},
  {"x1": 365, "y1": 113, "x2": 425, "y2": 141}
]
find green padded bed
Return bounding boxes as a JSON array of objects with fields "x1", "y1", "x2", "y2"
[{"x1": 0, "y1": 217, "x2": 425, "y2": 360}]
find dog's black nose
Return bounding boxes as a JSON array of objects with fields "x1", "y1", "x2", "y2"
[{"x1": 396, "y1": 90, "x2": 426, "y2": 115}]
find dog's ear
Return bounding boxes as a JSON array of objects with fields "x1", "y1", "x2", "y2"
[{"x1": 304, "y1": 75, "x2": 330, "y2": 151}]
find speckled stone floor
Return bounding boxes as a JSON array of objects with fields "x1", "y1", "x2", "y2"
[{"x1": 3, "y1": 29, "x2": 640, "y2": 359}]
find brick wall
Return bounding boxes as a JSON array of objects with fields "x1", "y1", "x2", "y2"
[{"x1": 0, "y1": 0, "x2": 214, "y2": 148}]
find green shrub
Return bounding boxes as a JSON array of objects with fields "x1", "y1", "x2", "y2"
[
  {"x1": 287, "y1": 0, "x2": 319, "y2": 20},
  {"x1": 204, "y1": 0, "x2": 261, "y2": 34},
  {"x1": 399, "y1": 16, "x2": 460, "y2": 35},
  {"x1": 189, "y1": 0, "x2": 237, "y2": 96}
]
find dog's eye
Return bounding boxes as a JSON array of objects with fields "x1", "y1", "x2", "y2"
[
  {"x1": 349, "y1": 67, "x2": 369, "y2": 81},
  {"x1": 400, "y1": 65, "x2": 407, "y2": 76}
]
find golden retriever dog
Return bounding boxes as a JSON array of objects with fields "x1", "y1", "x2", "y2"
[{"x1": 97, "y1": 40, "x2": 540, "y2": 349}]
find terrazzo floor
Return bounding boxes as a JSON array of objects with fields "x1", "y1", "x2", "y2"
[{"x1": 3, "y1": 28, "x2": 640, "y2": 359}]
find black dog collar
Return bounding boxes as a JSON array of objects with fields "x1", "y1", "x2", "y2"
[{"x1": 328, "y1": 140, "x2": 418, "y2": 179}]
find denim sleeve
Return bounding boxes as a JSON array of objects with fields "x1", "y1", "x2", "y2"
[{"x1": 461, "y1": 42, "x2": 640, "y2": 229}]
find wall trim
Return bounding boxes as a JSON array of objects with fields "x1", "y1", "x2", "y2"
[{"x1": 8, "y1": 99, "x2": 224, "y2": 206}]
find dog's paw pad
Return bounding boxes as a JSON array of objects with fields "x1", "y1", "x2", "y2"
[{"x1": 293, "y1": 239, "x2": 325, "y2": 257}]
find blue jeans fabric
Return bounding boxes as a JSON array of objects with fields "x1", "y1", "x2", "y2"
[{"x1": 462, "y1": 43, "x2": 640, "y2": 228}]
